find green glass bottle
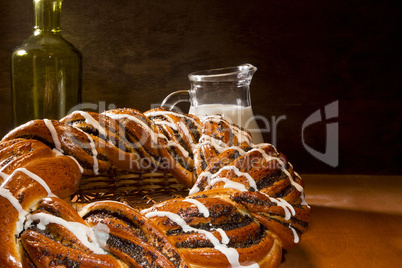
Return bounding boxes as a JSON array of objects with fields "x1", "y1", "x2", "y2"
[{"x1": 11, "y1": 0, "x2": 82, "y2": 127}]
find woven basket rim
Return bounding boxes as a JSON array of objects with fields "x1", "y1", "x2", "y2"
[{"x1": 71, "y1": 172, "x2": 188, "y2": 210}]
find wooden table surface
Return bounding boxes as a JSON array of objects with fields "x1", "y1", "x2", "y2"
[{"x1": 281, "y1": 174, "x2": 402, "y2": 268}]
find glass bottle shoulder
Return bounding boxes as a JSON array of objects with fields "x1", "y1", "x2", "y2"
[{"x1": 12, "y1": 32, "x2": 81, "y2": 58}]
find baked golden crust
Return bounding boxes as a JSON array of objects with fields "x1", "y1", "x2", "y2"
[
  {"x1": 0, "y1": 139, "x2": 82, "y2": 268},
  {"x1": 80, "y1": 201, "x2": 190, "y2": 268},
  {"x1": 142, "y1": 196, "x2": 282, "y2": 268},
  {"x1": 0, "y1": 107, "x2": 311, "y2": 268}
]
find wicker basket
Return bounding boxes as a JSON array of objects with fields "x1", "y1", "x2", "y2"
[{"x1": 71, "y1": 172, "x2": 189, "y2": 210}]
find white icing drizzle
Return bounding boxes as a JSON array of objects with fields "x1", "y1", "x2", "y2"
[
  {"x1": 104, "y1": 112, "x2": 163, "y2": 145},
  {"x1": 202, "y1": 115, "x2": 252, "y2": 145},
  {"x1": 0, "y1": 188, "x2": 28, "y2": 234},
  {"x1": 248, "y1": 148, "x2": 303, "y2": 191},
  {"x1": 197, "y1": 134, "x2": 229, "y2": 154},
  {"x1": 191, "y1": 164, "x2": 258, "y2": 194},
  {"x1": 218, "y1": 166, "x2": 257, "y2": 191},
  {"x1": 149, "y1": 115, "x2": 193, "y2": 156},
  {"x1": 216, "y1": 228, "x2": 230, "y2": 244},
  {"x1": 191, "y1": 173, "x2": 295, "y2": 221},
  {"x1": 152, "y1": 119, "x2": 178, "y2": 130},
  {"x1": 0, "y1": 167, "x2": 56, "y2": 235},
  {"x1": 106, "y1": 112, "x2": 190, "y2": 159},
  {"x1": 8, "y1": 168, "x2": 56, "y2": 197},
  {"x1": 198, "y1": 171, "x2": 213, "y2": 181},
  {"x1": 249, "y1": 148, "x2": 308, "y2": 206},
  {"x1": 190, "y1": 144, "x2": 307, "y2": 245},
  {"x1": 210, "y1": 178, "x2": 249, "y2": 192},
  {"x1": 260, "y1": 191, "x2": 299, "y2": 243},
  {"x1": 75, "y1": 111, "x2": 108, "y2": 138},
  {"x1": 282, "y1": 168, "x2": 303, "y2": 192},
  {"x1": 0, "y1": 164, "x2": 110, "y2": 255},
  {"x1": 25, "y1": 212, "x2": 107, "y2": 254},
  {"x1": 192, "y1": 158, "x2": 201, "y2": 179},
  {"x1": 273, "y1": 198, "x2": 295, "y2": 221},
  {"x1": 231, "y1": 126, "x2": 252, "y2": 145},
  {"x1": 146, "y1": 110, "x2": 202, "y2": 129},
  {"x1": 145, "y1": 211, "x2": 258, "y2": 268},
  {"x1": 75, "y1": 111, "x2": 120, "y2": 150},
  {"x1": 43, "y1": 120, "x2": 84, "y2": 174},
  {"x1": 260, "y1": 192, "x2": 295, "y2": 221},
  {"x1": 188, "y1": 185, "x2": 200, "y2": 195},
  {"x1": 0, "y1": 158, "x2": 8, "y2": 168},
  {"x1": 178, "y1": 121, "x2": 197, "y2": 150},
  {"x1": 92, "y1": 222, "x2": 110, "y2": 248},
  {"x1": 0, "y1": 171, "x2": 9, "y2": 180},
  {"x1": 197, "y1": 134, "x2": 249, "y2": 157},
  {"x1": 293, "y1": 171, "x2": 310, "y2": 207},
  {"x1": 52, "y1": 148, "x2": 84, "y2": 174},
  {"x1": 52, "y1": 148, "x2": 63, "y2": 156},
  {"x1": 226, "y1": 146, "x2": 247, "y2": 156},
  {"x1": 183, "y1": 198, "x2": 210, "y2": 218},
  {"x1": 74, "y1": 127, "x2": 99, "y2": 175},
  {"x1": 189, "y1": 171, "x2": 213, "y2": 195},
  {"x1": 203, "y1": 115, "x2": 227, "y2": 124},
  {"x1": 167, "y1": 140, "x2": 189, "y2": 158},
  {"x1": 289, "y1": 226, "x2": 300, "y2": 243},
  {"x1": 66, "y1": 156, "x2": 84, "y2": 174},
  {"x1": 81, "y1": 200, "x2": 133, "y2": 213},
  {"x1": 43, "y1": 119, "x2": 64, "y2": 153},
  {"x1": 253, "y1": 143, "x2": 279, "y2": 154},
  {"x1": 190, "y1": 145, "x2": 248, "y2": 195}
]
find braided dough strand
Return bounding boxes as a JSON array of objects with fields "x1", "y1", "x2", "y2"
[{"x1": 0, "y1": 107, "x2": 311, "y2": 268}]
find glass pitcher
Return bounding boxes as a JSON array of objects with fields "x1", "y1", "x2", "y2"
[{"x1": 161, "y1": 63, "x2": 264, "y2": 144}]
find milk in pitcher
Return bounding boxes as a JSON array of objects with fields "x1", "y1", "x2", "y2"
[{"x1": 189, "y1": 104, "x2": 264, "y2": 144}]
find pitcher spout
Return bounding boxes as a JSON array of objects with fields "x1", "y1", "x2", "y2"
[{"x1": 237, "y1": 63, "x2": 257, "y2": 82}]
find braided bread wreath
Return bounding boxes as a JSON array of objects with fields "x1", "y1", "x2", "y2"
[{"x1": 0, "y1": 107, "x2": 311, "y2": 268}]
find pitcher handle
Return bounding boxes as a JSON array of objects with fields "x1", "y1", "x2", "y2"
[{"x1": 161, "y1": 90, "x2": 190, "y2": 111}]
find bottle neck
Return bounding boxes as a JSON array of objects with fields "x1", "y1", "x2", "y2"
[{"x1": 33, "y1": 0, "x2": 63, "y2": 35}]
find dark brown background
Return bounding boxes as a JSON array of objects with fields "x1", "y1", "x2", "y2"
[{"x1": 0, "y1": 0, "x2": 400, "y2": 175}]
